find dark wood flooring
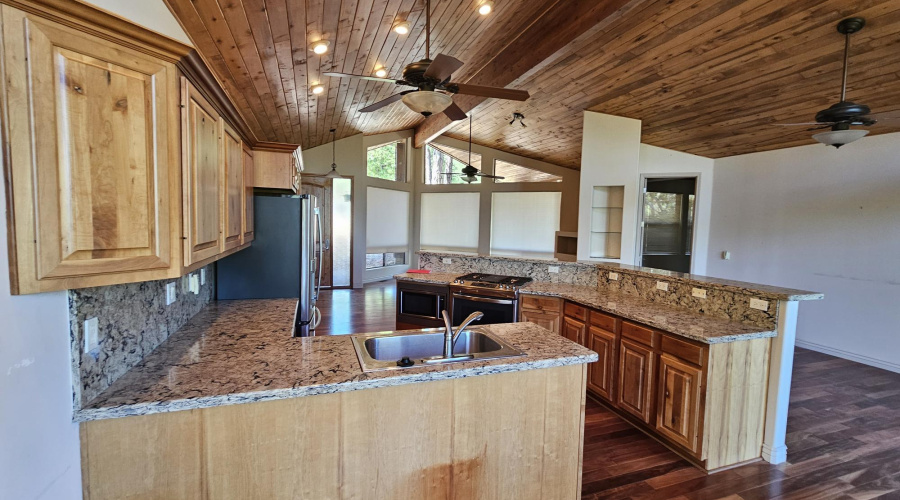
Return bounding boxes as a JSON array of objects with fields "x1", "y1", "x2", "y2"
[{"x1": 315, "y1": 282, "x2": 900, "y2": 499}]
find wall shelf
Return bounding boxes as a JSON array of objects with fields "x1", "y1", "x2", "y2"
[{"x1": 590, "y1": 186, "x2": 624, "y2": 259}]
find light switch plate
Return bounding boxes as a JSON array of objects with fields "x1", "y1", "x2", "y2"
[
  {"x1": 165, "y1": 282, "x2": 177, "y2": 305},
  {"x1": 750, "y1": 298, "x2": 769, "y2": 311},
  {"x1": 609, "y1": 272, "x2": 619, "y2": 281},
  {"x1": 189, "y1": 274, "x2": 200, "y2": 294},
  {"x1": 200, "y1": 268, "x2": 206, "y2": 285},
  {"x1": 692, "y1": 288, "x2": 707, "y2": 299},
  {"x1": 722, "y1": 251, "x2": 731, "y2": 260},
  {"x1": 656, "y1": 281, "x2": 669, "y2": 291},
  {"x1": 548, "y1": 266, "x2": 560, "y2": 274},
  {"x1": 84, "y1": 317, "x2": 99, "y2": 353},
  {"x1": 442, "y1": 258, "x2": 452, "y2": 264}
]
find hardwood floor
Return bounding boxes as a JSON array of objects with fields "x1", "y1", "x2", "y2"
[
  {"x1": 582, "y1": 348, "x2": 900, "y2": 500},
  {"x1": 312, "y1": 280, "x2": 396, "y2": 336},
  {"x1": 311, "y1": 287, "x2": 900, "y2": 498}
]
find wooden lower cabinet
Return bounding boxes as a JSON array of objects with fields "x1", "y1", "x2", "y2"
[
  {"x1": 656, "y1": 353, "x2": 703, "y2": 453},
  {"x1": 519, "y1": 295, "x2": 562, "y2": 334},
  {"x1": 520, "y1": 308, "x2": 561, "y2": 333},
  {"x1": 562, "y1": 316, "x2": 587, "y2": 345},
  {"x1": 586, "y1": 326, "x2": 616, "y2": 402},
  {"x1": 80, "y1": 365, "x2": 587, "y2": 500},
  {"x1": 617, "y1": 338, "x2": 656, "y2": 425}
]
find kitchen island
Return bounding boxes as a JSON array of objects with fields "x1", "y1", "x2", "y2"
[{"x1": 77, "y1": 299, "x2": 597, "y2": 500}]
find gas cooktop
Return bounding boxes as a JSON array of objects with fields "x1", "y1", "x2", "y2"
[{"x1": 452, "y1": 273, "x2": 533, "y2": 291}]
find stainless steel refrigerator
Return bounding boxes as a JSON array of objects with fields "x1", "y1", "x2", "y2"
[{"x1": 217, "y1": 193, "x2": 322, "y2": 337}]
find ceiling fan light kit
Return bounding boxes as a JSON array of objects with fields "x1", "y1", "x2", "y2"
[
  {"x1": 813, "y1": 128, "x2": 869, "y2": 148},
  {"x1": 402, "y1": 91, "x2": 453, "y2": 116}
]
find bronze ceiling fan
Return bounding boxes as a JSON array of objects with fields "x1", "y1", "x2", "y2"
[
  {"x1": 774, "y1": 17, "x2": 900, "y2": 148},
  {"x1": 324, "y1": 0, "x2": 529, "y2": 120},
  {"x1": 440, "y1": 115, "x2": 504, "y2": 183}
]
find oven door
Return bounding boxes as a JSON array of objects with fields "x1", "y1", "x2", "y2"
[{"x1": 451, "y1": 292, "x2": 518, "y2": 326}]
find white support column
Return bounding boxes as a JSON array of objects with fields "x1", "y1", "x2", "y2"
[{"x1": 761, "y1": 300, "x2": 799, "y2": 464}]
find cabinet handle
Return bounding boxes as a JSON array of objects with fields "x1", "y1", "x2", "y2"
[{"x1": 665, "y1": 389, "x2": 670, "y2": 398}]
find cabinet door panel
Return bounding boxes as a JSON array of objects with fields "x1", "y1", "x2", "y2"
[
  {"x1": 242, "y1": 148, "x2": 254, "y2": 243},
  {"x1": 657, "y1": 354, "x2": 703, "y2": 453},
  {"x1": 562, "y1": 316, "x2": 586, "y2": 346},
  {"x1": 617, "y1": 339, "x2": 655, "y2": 424},
  {"x1": 2, "y1": 8, "x2": 175, "y2": 291},
  {"x1": 520, "y1": 308, "x2": 560, "y2": 334},
  {"x1": 222, "y1": 123, "x2": 242, "y2": 251},
  {"x1": 587, "y1": 326, "x2": 616, "y2": 402},
  {"x1": 182, "y1": 80, "x2": 221, "y2": 265}
]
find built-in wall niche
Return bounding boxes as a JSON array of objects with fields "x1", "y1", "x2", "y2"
[{"x1": 590, "y1": 186, "x2": 624, "y2": 259}]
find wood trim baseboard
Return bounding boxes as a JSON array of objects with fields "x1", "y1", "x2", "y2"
[
  {"x1": 795, "y1": 340, "x2": 900, "y2": 374},
  {"x1": 0, "y1": 0, "x2": 191, "y2": 62}
]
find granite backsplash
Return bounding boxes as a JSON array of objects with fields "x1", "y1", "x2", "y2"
[{"x1": 69, "y1": 265, "x2": 215, "y2": 407}]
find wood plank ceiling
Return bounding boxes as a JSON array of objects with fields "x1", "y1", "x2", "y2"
[{"x1": 167, "y1": 0, "x2": 900, "y2": 168}]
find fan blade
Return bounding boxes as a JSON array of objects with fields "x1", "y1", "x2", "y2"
[
  {"x1": 476, "y1": 174, "x2": 505, "y2": 179},
  {"x1": 424, "y1": 54, "x2": 464, "y2": 82},
  {"x1": 773, "y1": 122, "x2": 833, "y2": 126},
  {"x1": 324, "y1": 72, "x2": 401, "y2": 84},
  {"x1": 865, "y1": 109, "x2": 900, "y2": 122},
  {"x1": 360, "y1": 90, "x2": 415, "y2": 113},
  {"x1": 443, "y1": 101, "x2": 467, "y2": 121},
  {"x1": 453, "y1": 83, "x2": 529, "y2": 101}
]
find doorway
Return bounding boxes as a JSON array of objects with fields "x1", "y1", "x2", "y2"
[
  {"x1": 637, "y1": 177, "x2": 696, "y2": 273},
  {"x1": 301, "y1": 175, "x2": 353, "y2": 288}
]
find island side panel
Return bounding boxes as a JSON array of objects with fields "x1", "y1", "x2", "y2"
[{"x1": 79, "y1": 364, "x2": 587, "y2": 500}]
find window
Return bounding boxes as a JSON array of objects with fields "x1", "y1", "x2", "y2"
[
  {"x1": 366, "y1": 187, "x2": 409, "y2": 269},
  {"x1": 424, "y1": 143, "x2": 482, "y2": 184},
  {"x1": 367, "y1": 141, "x2": 407, "y2": 182},
  {"x1": 420, "y1": 192, "x2": 480, "y2": 253},
  {"x1": 490, "y1": 192, "x2": 561, "y2": 258},
  {"x1": 493, "y1": 159, "x2": 563, "y2": 183}
]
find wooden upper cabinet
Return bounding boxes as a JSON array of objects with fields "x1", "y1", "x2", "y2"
[
  {"x1": 242, "y1": 147, "x2": 255, "y2": 243},
  {"x1": 617, "y1": 338, "x2": 656, "y2": 425},
  {"x1": 221, "y1": 122, "x2": 243, "y2": 251},
  {"x1": 1, "y1": 6, "x2": 180, "y2": 294},
  {"x1": 252, "y1": 150, "x2": 294, "y2": 190},
  {"x1": 182, "y1": 79, "x2": 222, "y2": 266},
  {"x1": 656, "y1": 354, "x2": 703, "y2": 454}
]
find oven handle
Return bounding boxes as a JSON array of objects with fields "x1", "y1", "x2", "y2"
[{"x1": 452, "y1": 293, "x2": 515, "y2": 305}]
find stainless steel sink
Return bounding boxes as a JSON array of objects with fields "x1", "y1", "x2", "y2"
[{"x1": 351, "y1": 327, "x2": 524, "y2": 372}]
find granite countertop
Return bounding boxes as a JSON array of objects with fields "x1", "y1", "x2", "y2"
[
  {"x1": 75, "y1": 299, "x2": 597, "y2": 422},
  {"x1": 394, "y1": 273, "x2": 776, "y2": 344}
]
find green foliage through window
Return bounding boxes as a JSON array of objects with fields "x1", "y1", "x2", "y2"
[
  {"x1": 424, "y1": 144, "x2": 481, "y2": 184},
  {"x1": 367, "y1": 142, "x2": 405, "y2": 181}
]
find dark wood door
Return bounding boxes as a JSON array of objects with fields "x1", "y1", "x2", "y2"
[
  {"x1": 562, "y1": 316, "x2": 586, "y2": 346},
  {"x1": 520, "y1": 308, "x2": 561, "y2": 334},
  {"x1": 587, "y1": 326, "x2": 616, "y2": 402},
  {"x1": 617, "y1": 338, "x2": 656, "y2": 424},
  {"x1": 301, "y1": 176, "x2": 332, "y2": 288},
  {"x1": 656, "y1": 354, "x2": 703, "y2": 454}
]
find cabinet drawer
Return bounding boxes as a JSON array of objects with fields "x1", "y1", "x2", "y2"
[
  {"x1": 521, "y1": 295, "x2": 561, "y2": 313},
  {"x1": 590, "y1": 311, "x2": 617, "y2": 332},
  {"x1": 661, "y1": 335, "x2": 706, "y2": 367},
  {"x1": 622, "y1": 321, "x2": 656, "y2": 347},
  {"x1": 564, "y1": 301, "x2": 588, "y2": 321}
]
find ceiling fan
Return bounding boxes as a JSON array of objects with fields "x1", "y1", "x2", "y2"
[
  {"x1": 775, "y1": 17, "x2": 900, "y2": 148},
  {"x1": 323, "y1": 0, "x2": 529, "y2": 120},
  {"x1": 440, "y1": 115, "x2": 504, "y2": 184}
]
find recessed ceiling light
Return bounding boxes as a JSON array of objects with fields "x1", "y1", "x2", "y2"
[
  {"x1": 478, "y1": 1, "x2": 493, "y2": 15},
  {"x1": 393, "y1": 21, "x2": 410, "y2": 35},
  {"x1": 311, "y1": 40, "x2": 330, "y2": 55},
  {"x1": 374, "y1": 67, "x2": 388, "y2": 78},
  {"x1": 311, "y1": 84, "x2": 325, "y2": 95}
]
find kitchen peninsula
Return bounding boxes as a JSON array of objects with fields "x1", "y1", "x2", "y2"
[
  {"x1": 76, "y1": 300, "x2": 596, "y2": 500},
  {"x1": 396, "y1": 251, "x2": 823, "y2": 471}
]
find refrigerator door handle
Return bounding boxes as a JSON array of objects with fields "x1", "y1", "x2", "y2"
[{"x1": 315, "y1": 208, "x2": 323, "y2": 298}]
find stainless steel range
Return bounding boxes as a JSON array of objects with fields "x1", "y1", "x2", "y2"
[{"x1": 449, "y1": 273, "x2": 533, "y2": 325}]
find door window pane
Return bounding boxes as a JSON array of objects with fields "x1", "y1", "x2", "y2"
[{"x1": 331, "y1": 178, "x2": 352, "y2": 286}]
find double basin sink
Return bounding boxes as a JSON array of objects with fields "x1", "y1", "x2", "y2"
[{"x1": 351, "y1": 327, "x2": 524, "y2": 372}]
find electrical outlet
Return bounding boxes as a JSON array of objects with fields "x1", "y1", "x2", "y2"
[
  {"x1": 609, "y1": 272, "x2": 619, "y2": 281},
  {"x1": 692, "y1": 288, "x2": 707, "y2": 299},
  {"x1": 656, "y1": 281, "x2": 669, "y2": 291},
  {"x1": 722, "y1": 251, "x2": 731, "y2": 260},
  {"x1": 548, "y1": 266, "x2": 560, "y2": 274},
  {"x1": 165, "y1": 282, "x2": 177, "y2": 305},
  {"x1": 189, "y1": 274, "x2": 200, "y2": 294},
  {"x1": 84, "y1": 317, "x2": 99, "y2": 353},
  {"x1": 442, "y1": 258, "x2": 452, "y2": 264},
  {"x1": 750, "y1": 298, "x2": 769, "y2": 311},
  {"x1": 200, "y1": 268, "x2": 206, "y2": 285}
]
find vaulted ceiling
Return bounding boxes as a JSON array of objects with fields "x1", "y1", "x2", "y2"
[{"x1": 166, "y1": 0, "x2": 900, "y2": 169}]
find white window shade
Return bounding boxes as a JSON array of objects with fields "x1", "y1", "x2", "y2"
[
  {"x1": 490, "y1": 192, "x2": 561, "y2": 258},
  {"x1": 366, "y1": 187, "x2": 409, "y2": 253},
  {"x1": 420, "y1": 192, "x2": 480, "y2": 253}
]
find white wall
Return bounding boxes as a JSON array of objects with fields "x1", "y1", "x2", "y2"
[
  {"x1": 638, "y1": 144, "x2": 715, "y2": 275},
  {"x1": 0, "y1": 145, "x2": 82, "y2": 500},
  {"x1": 707, "y1": 132, "x2": 900, "y2": 372}
]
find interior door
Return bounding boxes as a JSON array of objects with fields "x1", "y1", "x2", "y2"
[
  {"x1": 301, "y1": 176, "x2": 332, "y2": 288},
  {"x1": 639, "y1": 177, "x2": 696, "y2": 273}
]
